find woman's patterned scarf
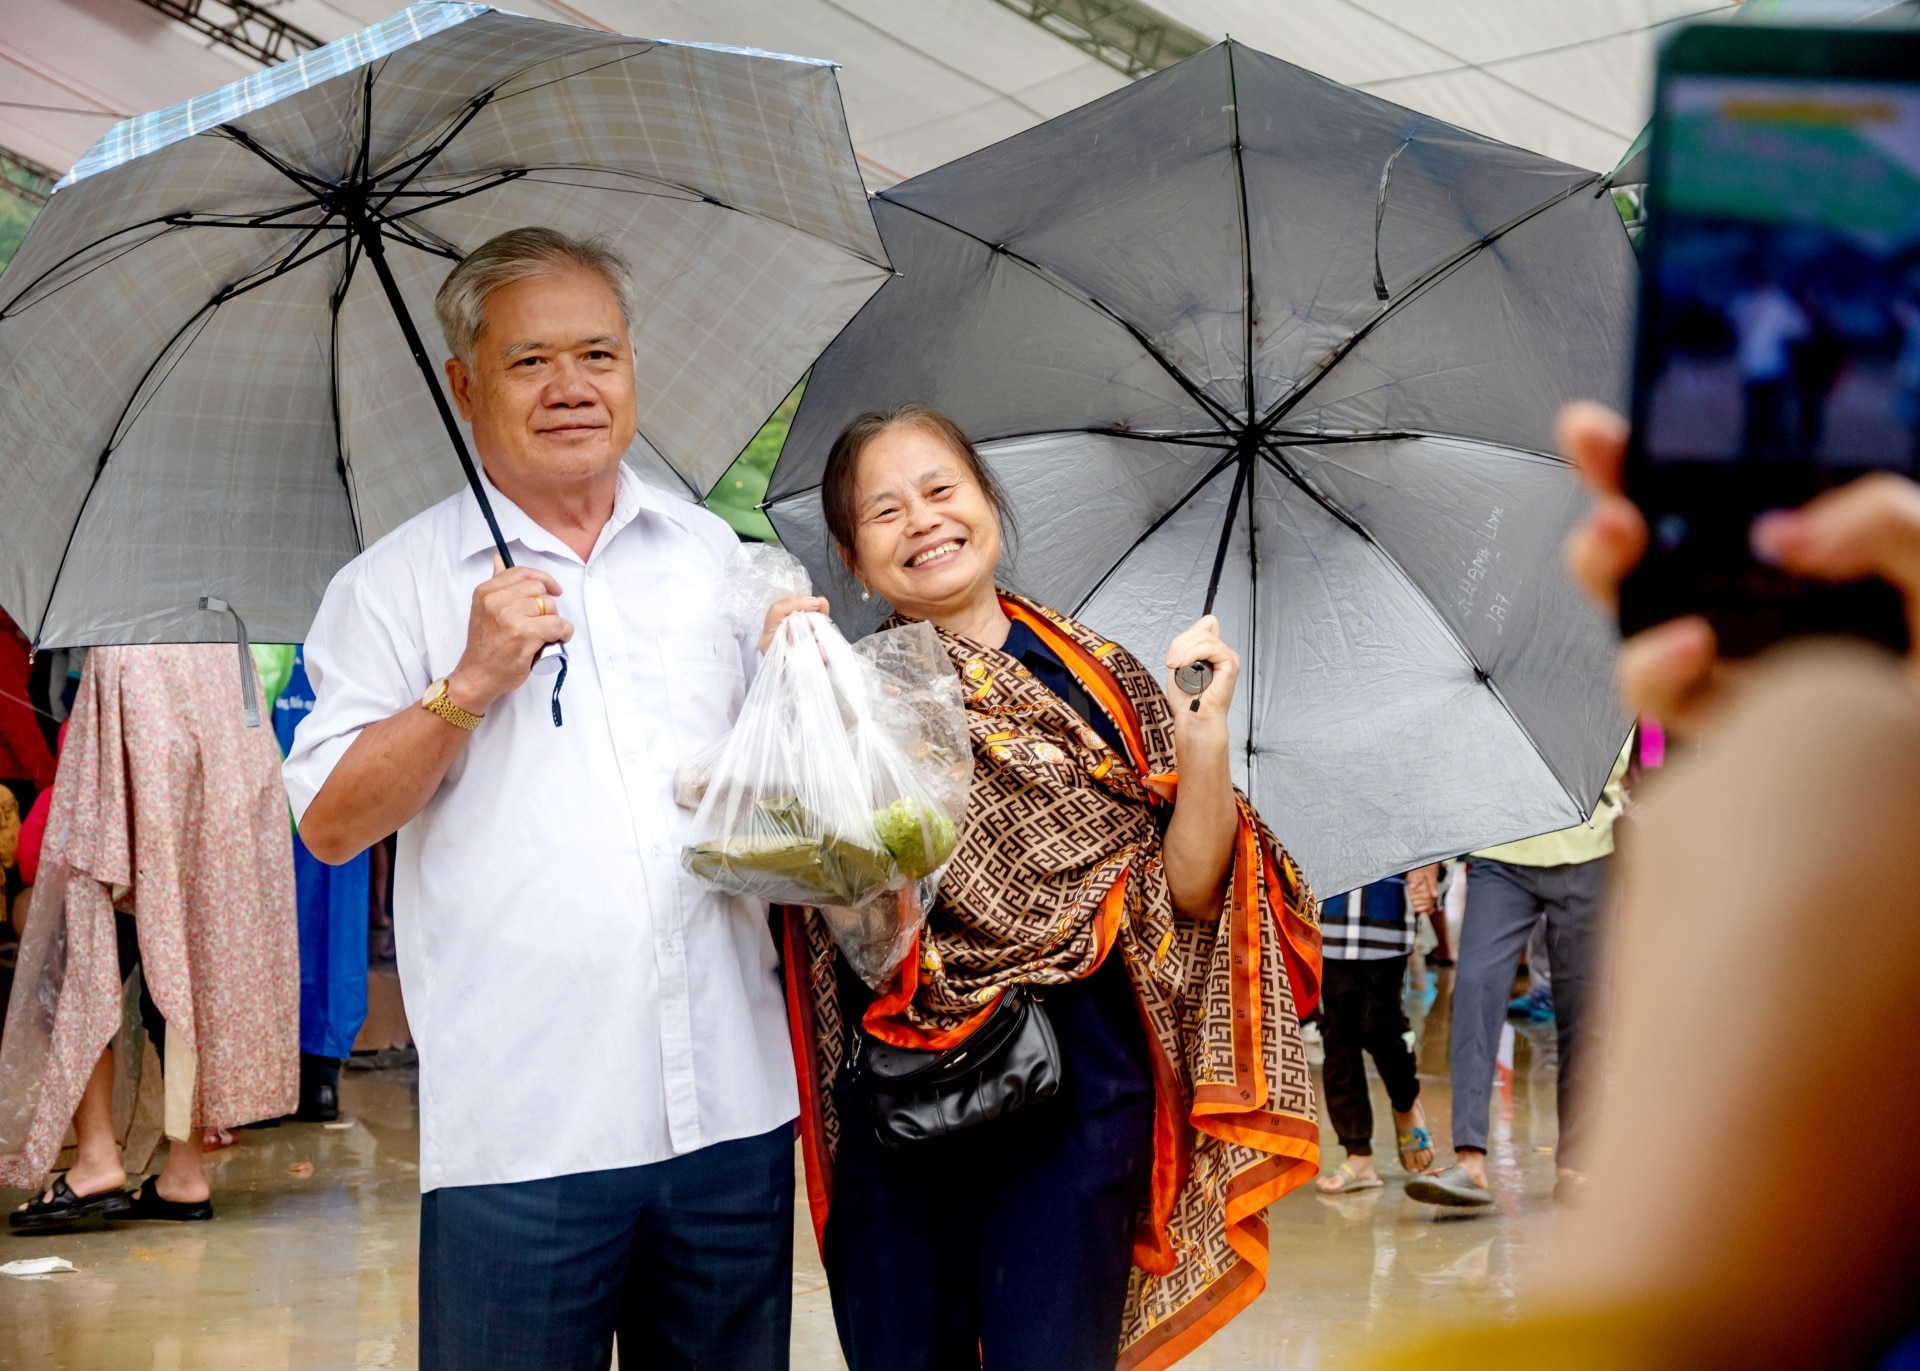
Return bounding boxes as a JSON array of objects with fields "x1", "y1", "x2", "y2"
[{"x1": 783, "y1": 594, "x2": 1323, "y2": 1370}]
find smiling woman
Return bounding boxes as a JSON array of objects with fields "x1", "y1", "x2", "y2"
[
  {"x1": 820, "y1": 404, "x2": 1013, "y2": 643},
  {"x1": 785, "y1": 403, "x2": 1323, "y2": 1371}
]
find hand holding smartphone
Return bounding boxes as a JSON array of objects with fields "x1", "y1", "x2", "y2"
[{"x1": 1623, "y1": 23, "x2": 1920, "y2": 655}]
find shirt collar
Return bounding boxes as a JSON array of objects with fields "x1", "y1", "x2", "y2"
[{"x1": 456, "y1": 462, "x2": 658, "y2": 566}]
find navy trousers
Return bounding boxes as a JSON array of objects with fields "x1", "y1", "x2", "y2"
[
  {"x1": 418, "y1": 1122, "x2": 795, "y2": 1371},
  {"x1": 825, "y1": 957, "x2": 1156, "y2": 1371}
]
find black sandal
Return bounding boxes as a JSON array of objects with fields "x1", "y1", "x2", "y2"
[
  {"x1": 116, "y1": 1178, "x2": 212, "y2": 1223},
  {"x1": 9, "y1": 1174, "x2": 132, "y2": 1232}
]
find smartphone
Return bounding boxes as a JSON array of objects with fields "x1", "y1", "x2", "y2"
[{"x1": 1622, "y1": 23, "x2": 1920, "y2": 656}]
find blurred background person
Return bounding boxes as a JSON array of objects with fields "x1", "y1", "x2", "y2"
[
  {"x1": 1408, "y1": 740, "x2": 1631, "y2": 1210},
  {"x1": 1314, "y1": 867, "x2": 1439, "y2": 1194},
  {"x1": 0, "y1": 644, "x2": 298, "y2": 1230},
  {"x1": 0, "y1": 608, "x2": 55, "y2": 825},
  {"x1": 265, "y1": 644, "x2": 368, "y2": 1123}
]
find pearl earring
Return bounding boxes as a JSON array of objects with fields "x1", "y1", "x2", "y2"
[{"x1": 860, "y1": 585, "x2": 872, "y2": 603}]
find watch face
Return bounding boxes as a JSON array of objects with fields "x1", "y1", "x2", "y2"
[{"x1": 422, "y1": 678, "x2": 445, "y2": 707}]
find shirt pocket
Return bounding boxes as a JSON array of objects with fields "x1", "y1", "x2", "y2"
[{"x1": 654, "y1": 629, "x2": 747, "y2": 757}]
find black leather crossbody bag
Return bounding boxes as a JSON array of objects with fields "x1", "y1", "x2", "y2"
[{"x1": 850, "y1": 985, "x2": 1062, "y2": 1148}]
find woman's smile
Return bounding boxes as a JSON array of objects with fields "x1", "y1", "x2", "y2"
[{"x1": 905, "y1": 538, "x2": 965, "y2": 569}]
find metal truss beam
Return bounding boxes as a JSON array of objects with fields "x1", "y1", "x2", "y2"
[
  {"x1": 0, "y1": 147, "x2": 59, "y2": 207},
  {"x1": 989, "y1": 0, "x2": 1210, "y2": 78},
  {"x1": 134, "y1": 0, "x2": 323, "y2": 68}
]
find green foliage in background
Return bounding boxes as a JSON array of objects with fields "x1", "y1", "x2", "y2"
[
  {"x1": 705, "y1": 379, "x2": 802, "y2": 543},
  {"x1": 0, "y1": 180, "x2": 43, "y2": 271}
]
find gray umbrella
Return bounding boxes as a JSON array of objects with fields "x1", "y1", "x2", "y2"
[
  {"x1": 765, "y1": 40, "x2": 1634, "y2": 897},
  {"x1": 0, "y1": 2, "x2": 888, "y2": 668}
]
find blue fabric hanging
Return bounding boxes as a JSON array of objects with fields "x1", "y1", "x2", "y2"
[{"x1": 275, "y1": 647, "x2": 369, "y2": 1060}]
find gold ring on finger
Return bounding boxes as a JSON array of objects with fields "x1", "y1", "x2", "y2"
[{"x1": 534, "y1": 595, "x2": 546, "y2": 617}]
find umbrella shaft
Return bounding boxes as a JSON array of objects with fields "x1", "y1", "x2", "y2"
[
  {"x1": 351, "y1": 219, "x2": 515, "y2": 571},
  {"x1": 1201, "y1": 450, "x2": 1252, "y2": 619}
]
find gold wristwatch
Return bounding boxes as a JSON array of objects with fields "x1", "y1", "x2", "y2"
[{"x1": 420, "y1": 677, "x2": 484, "y2": 731}]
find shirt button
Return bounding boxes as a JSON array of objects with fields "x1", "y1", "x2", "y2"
[{"x1": 647, "y1": 845, "x2": 665, "y2": 860}]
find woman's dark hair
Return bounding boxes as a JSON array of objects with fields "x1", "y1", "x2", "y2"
[{"x1": 819, "y1": 403, "x2": 1011, "y2": 574}]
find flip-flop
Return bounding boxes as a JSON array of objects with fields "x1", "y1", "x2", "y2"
[
  {"x1": 1397, "y1": 1122, "x2": 1435, "y2": 1174},
  {"x1": 1405, "y1": 1164, "x2": 1495, "y2": 1208},
  {"x1": 1315, "y1": 1161, "x2": 1384, "y2": 1195},
  {"x1": 9, "y1": 1174, "x2": 131, "y2": 1232},
  {"x1": 115, "y1": 1178, "x2": 212, "y2": 1223}
]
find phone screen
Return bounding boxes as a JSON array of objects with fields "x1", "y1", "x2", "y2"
[{"x1": 1626, "y1": 47, "x2": 1920, "y2": 653}]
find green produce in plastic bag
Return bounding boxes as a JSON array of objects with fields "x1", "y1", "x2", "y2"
[
  {"x1": 684, "y1": 798, "x2": 893, "y2": 906},
  {"x1": 872, "y1": 799, "x2": 957, "y2": 880}
]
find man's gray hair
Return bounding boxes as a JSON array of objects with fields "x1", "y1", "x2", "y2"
[{"x1": 433, "y1": 226, "x2": 635, "y2": 363}]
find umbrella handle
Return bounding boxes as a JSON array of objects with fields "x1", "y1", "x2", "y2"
[
  {"x1": 532, "y1": 641, "x2": 568, "y2": 728},
  {"x1": 1173, "y1": 660, "x2": 1212, "y2": 713}
]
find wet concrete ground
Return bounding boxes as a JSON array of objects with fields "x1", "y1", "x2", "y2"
[{"x1": 0, "y1": 969, "x2": 1565, "y2": 1369}]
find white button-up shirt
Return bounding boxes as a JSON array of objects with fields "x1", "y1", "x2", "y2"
[{"x1": 283, "y1": 465, "x2": 796, "y2": 1192}]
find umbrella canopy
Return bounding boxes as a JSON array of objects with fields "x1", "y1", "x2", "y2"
[
  {"x1": 766, "y1": 40, "x2": 1635, "y2": 897},
  {"x1": 0, "y1": 2, "x2": 889, "y2": 649}
]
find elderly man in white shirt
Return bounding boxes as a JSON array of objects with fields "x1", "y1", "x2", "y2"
[{"x1": 285, "y1": 227, "x2": 824, "y2": 1371}]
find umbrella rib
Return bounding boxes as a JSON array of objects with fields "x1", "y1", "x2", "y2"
[
  {"x1": 1068, "y1": 446, "x2": 1243, "y2": 616},
  {"x1": 0, "y1": 219, "x2": 191, "y2": 320},
  {"x1": 1254, "y1": 442, "x2": 1590, "y2": 815},
  {"x1": 216, "y1": 124, "x2": 332, "y2": 199},
  {"x1": 1265, "y1": 426, "x2": 1568, "y2": 464},
  {"x1": 35, "y1": 226, "x2": 346, "y2": 644},
  {"x1": 352, "y1": 67, "x2": 375, "y2": 187},
  {"x1": 1227, "y1": 43, "x2": 1255, "y2": 425},
  {"x1": 1255, "y1": 173, "x2": 1602, "y2": 429},
  {"x1": 377, "y1": 170, "x2": 529, "y2": 230},
  {"x1": 161, "y1": 197, "x2": 332, "y2": 230},
  {"x1": 978, "y1": 426, "x2": 1238, "y2": 450},
  {"x1": 329, "y1": 232, "x2": 365, "y2": 553},
  {"x1": 108, "y1": 226, "x2": 343, "y2": 454},
  {"x1": 369, "y1": 92, "x2": 500, "y2": 215},
  {"x1": 877, "y1": 197, "x2": 1241, "y2": 434},
  {"x1": 366, "y1": 49, "x2": 655, "y2": 216},
  {"x1": 377, "y1": 220, "x2": 464, "y2": 263},
  {"x1": 107, "y1": 226, "x2": 345, "y2": 451}
]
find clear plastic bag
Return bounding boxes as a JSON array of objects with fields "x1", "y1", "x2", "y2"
[
  {"x1": 815, "y1": 619, "x2": 973, "y2": 985},
  {"x1": 718, "y1": 543, "x2": 811, "y2": 638},
  {"x1": 675, "y1": 545, "x2": 813, "y2": 812},
  {"x1": 681, "y1": 611, "x2": 971, "y2": 986}
]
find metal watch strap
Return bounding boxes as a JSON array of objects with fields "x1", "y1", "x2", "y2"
[{"x1": 423, "y1": 681, "x2": 483, "y2": 731}]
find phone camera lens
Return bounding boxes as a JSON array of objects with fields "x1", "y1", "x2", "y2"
[{"x1": 1654, "y1": 513, "x2": 1689, "y2": 552}]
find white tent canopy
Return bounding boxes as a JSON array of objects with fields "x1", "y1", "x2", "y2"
[
  {"x1": 1152, "y1": 1, "x2": 1725, "y2": 174},
  {"x1": 9, "y1": 0, "x2": 1740, "y2": 191},
  {"x1": 3, "y1": 0, "x2": 1130, "y2": 185}
]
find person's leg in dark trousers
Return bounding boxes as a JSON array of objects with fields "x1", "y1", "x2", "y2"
[
  {"x1": 420, "y1": 1124, "x2": 794, "y2": 1371},
  {"x1": 1319, "y1": 959, "x2": 1377, "y2": 1155},
  {"x1": 974, "y1": 962, "x2": 1155, "y2": 1370},
  {"x1": 827, "y1": 960, "x2": 1154, "y2": 1371},
  {"x1": 1449, "y1": 860, "x2": 1545, "y2": 1159},
  {"x1": 1357, "y1": 955, "x2": 1420, "y2": 1121},
  {"x1": 1539, "y1": 856, "x2": 1611, "y2": 1173},
  {"x1": 827, "y1": 1087, "x2": 985, "y2": 1370},
  {"x1": 618, "y1": 1124, "x2": 795, "y2": 1369}
]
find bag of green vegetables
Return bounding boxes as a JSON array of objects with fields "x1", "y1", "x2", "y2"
[{"x1": 682, "y1": 577, "x2": 970, "y2": 984}]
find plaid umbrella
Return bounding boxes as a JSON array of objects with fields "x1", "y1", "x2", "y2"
[{"x1": 0, "y1": 2, "x2": 888, "y2": 674}]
